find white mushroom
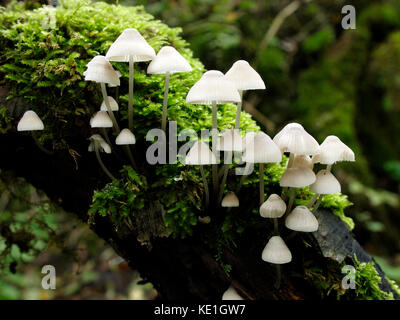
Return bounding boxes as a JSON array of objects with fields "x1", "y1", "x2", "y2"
[
  {"x1": 222, "y1": 286, "x2": 244, "y2": 300},
  {"x1": 17, "y1": 110, "x2": 44, "y2": 131},
  {"x1": 307, "y1": 169, "x2": 341, "y2": 210},
  {"x1": 285, "y1": 206, "x2": 319, "y2": 232},
  {"x1": 88, "y1": 134, "x2": 115, "y2": 181},
  {"x1": 261, "y1": 236, "x2": 292, "y2": 264},
  {"x1": 221, "y1": 191, "x2": 239, "y2": 207}
]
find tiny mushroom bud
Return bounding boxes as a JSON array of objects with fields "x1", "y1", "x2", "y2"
[
  {"x1": 222, "y1": 286, "x2": 244, "y2": 300},
  {"x1": 285, "y1": 206, "x2": 319, "y2": 232},
  {"x1": 261, "y1": 236, "x2": 292, "y2": 264},
  {"x1": 90, "y1": 111, "x2": 113, "y2": 128},
  {"x1": 115, "y1": 128, "x2": 136, "y2": 145},
  {"x1": 221, "y1": 191, "x2": 239, "y2": 207},
  {"x1": 100, "y1": 96, "x2": 119, "y2": 111},
  {"x1": 17, "y1": 110, "x2": 44, "y2": 131},
  {"x1": 260, "y1": 194, "x2": 286, "y2": 218}
]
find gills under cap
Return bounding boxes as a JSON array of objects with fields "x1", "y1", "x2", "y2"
[
  {"x1": 84, "y1": 55, "x2": 120, "y2": 86},
  {"x1": 242, "y1": 132, "x2": 282, "y2": 163},
  {"x1": 216, "y1": 129, "x2": 243, "y2": 152},
  {"x1": 280, "y1": 166, "x2": 316, "y2": 188},
  {"x1": 185, "y1": 141, "x2": 217, "y2": 165},
  {"x1": 186, "y1": 70, "x2": 241, "y2": 105},
  {"x1": 88, "y1": 134, "x2": 111, "y2": 154},
  {"x1": 310, "y1": 170, "x2": 341, "y2": 194},
  {"x1": 285, "y1": 206, "x2": 319, "y2": 232},
  {"x1": 115, "y1": 128, "x2": 136, "y2": 145},
  {"x1": 224, "y1": 60, "x2": 266, "y2": 91},
  {"x1": 260, "y1": 194, "x2": 286, "y2": 218},
  {"x1": 312, "y1": 135, "x2": 355, "y2": 165},
  {"x1": 17, "y1": 110, "x2": 44, "y2": 131},
  {"x1": 147, "y1": 46, "x2": 192, "y2": 74},
  {"x1": 261, "y1": 236, "x2": 292, "y2": 264},
  {"x1": 105, "y1": 28, "x2": 156, "y2": 62},
  {"x1": 90, "y1": 111, "x2": 113, "y2": 128},
  {"x1": 100, "y1": 96, "x2": 119, "y2": 111}
]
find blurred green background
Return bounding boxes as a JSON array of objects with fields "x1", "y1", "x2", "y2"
[{"x1": 1, "y1": 0, "x2": 400, "y2": 298}]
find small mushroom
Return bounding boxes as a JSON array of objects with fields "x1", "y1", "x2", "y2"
[
  {"x1": 285, "y1": 206, "x2": 319, "y2": 232},
  {"x1": 147, "y1": 46, "x2": 192, "y2": 132},
  {"x1": 307, "y1": 169, "x2": 341, "y2": 211},
  {"x1": 261, "y1": 236, "x2": 292, "y2": 264},
  {"x1": 221, "y1": 191, "x2": 239, "y2": 207},
  {"x1": 115, "y1": 128, "x2": 137, "y2": 168},
  {"x1": 90, "y1": 111, "x2": 113, "y2": 147},
  {"x1": 106, "y1": 28, "x2": 156, "y2": 131},
  {"x1": 222, "y1": 286, "x2": 244, "y2": 300},
  {"x1": 88, "y1": 134, "x2": 116, "y2": 181},
  {"x1": 100, "y1": 96, "x2": 119, "y2": 112},
  {"x1": 260, "y1": 194, "x2": 286, "y2": 219}
]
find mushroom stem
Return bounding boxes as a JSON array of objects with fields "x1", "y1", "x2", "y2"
[
  {"x1": 218, "y1": 151, "x2": 232, "y2": 203},
  {"x1": 312, "y1": 195, "x2": 322, "y2": 212},
  {"x1": 273, "y1": 218, "x2": 279, "y2": 235},
  {"x1": 115, "y1": 86, "x2": 119, "y2": 104},
  {"x1": 128, "y1": 55, "x2": 134, "y2": 132},
  {"x1": 274, "y1": 265, "x2": 281, "y2": 289},
  {"x1": 161, "y1": 72, "x2": 171, "y2": 132},
  {"x1": 100, "y1": 83, "x2": 120, "y2": 133},
  {"x1": 31, "y1": 132, "x2": 53, "y2": 155},
  {"x1": 306, "y1": 193, "x2": 319, "y2": 208},
  {"x1": 124, "y1": 145, "x2": 138, "y2": 170},
  {"x1": 285, "y1": 188, "x2": 296, "y2": 215},
  {"x1": 94, "y1": 142, "x2": 116, "y2": 181},
  {"x1": 259, "y1": 163, "x2": 265, "y2": 205},
  {"x1": 101, "y1": 128, "x2": 113, "y2": 149},
  {"x1": 287, "y1": 153, "x2": 295, "y2": 168},
  {"x1": 236, "y1": 162, "x2": 252, "y2": 193},
  {"x1": 200, "y1": 165, "x2": 210, "y2": 208},
  {"x1": 234, "y1": 90, "x2": 244, "y2": 129},
  {"x1": 211, "y1": 101, "x2": 218, "y2": 193},
  {"x1": 326, "y1": 164, "x2": 332, "y2": 172}
]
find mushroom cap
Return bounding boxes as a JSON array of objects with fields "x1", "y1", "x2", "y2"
[
  {"x1": 216, "y1": 129, "x2": 243, "y2": 152},
  {"x1": 221, "y1": 191, "x2": 239, "y2": 207},
  {"x1": 147, "y1": 46, "x2": 192, "y2": 74},
  {"x1": 260, "y1": 194, "x2": 286, "y2": 218},
  {"x1": 310, "y1": 170, "x2": 341, "y2": 194},
  {"x1": 292, "y1": 154, "x2": 313, "y2": 169},
  {"x1": 17, "y1": 110, "x2": 44, "y2": 131},
  {"x1": 285, "y1": 206, "x2": 319, "y2": 232},
  {"x1": 273, "y1": 123, "x2": 320, "y2": 155},
  {"x1": 242, "y1": 131, "x2": 257, "y2": 149},
  {"x1": 280, "y1": 166, "x2": 316, "y2": 188},
  {"x1": 88, "y1": 134, "x2": 111, "y2": 153},
  {"x1": 105, "y1": 28, "x2": 156, "y2": 62},
  {"x1": 242, "y1": 132, "x2": 282, "y2": 163},
  {"x1": 90, "y1": 111, "x2": 113, "y2": 128},
  {"x1": 100, "y1": 96, "x2": 119, "y2": 111},
  {"x1": 186, "y1": 70, "x2": 241, "y2": 105},
  {"x1": 185, "y1": 141, "x2": 217, "y2": 165},
  {"x1": 261, "y1": 236, "x2": 292, "y2": 264},
  {"x1": 115, "y1": 128, "x2": 136, "y2": 145},
  {"x1": 312, "y1": 135, "x2": 355, "y2": 165},
  {"x1": 224, "y1": 60, "x2": 266, "y2": 91},
  {"x1": 84, "y1": 55, "x2": 120, "y2": 86},
  {"x1": 222, "y1": 286, "x2": 244, "y2": 300}
]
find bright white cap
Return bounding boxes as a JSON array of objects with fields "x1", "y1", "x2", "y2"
[
  {"x1": 292, "y1": 155, "x2": 313, "y2": 169},
  {"x1": 280, "y1": 167, "x2": 316, "y2": 188},
  {"x1": 186, "y1": 70, "x2": 241, "y2": 105},
  {"x1": 242, "y1": 131, "x2": 257, "y2": 149},
  {"x1": 115, "y1": 128, "x2": 136, "y2": 145},
  {"x1": 224, "y1": 60, "x2": 266, "y2": 91},
  {"x1": 17, "y1": 110, "x2": 44, "y2": 131},
  {"x1": 312, "y1": 135, "x2": 355, "y2": 165},
  {"x1": 310, "y1": 170, "x2": 341, "y2": 194},
  {"x1": 242, "y1": 132, "x2": 282, "y2": 163},
  {"x1": 105, "y1": 28, "x2": 156, "y2": 62},
  {"x1": 222, "y1": 286, "x2": 243, "y2": 300},
  {"x1": 84, "y1": 56, "x2": 120, "y2": 86},
  {"x1": 88, "y1": 134, "x2": 111, "y2": 154},
  {"x1": 100, "y1": 96, "x2": 119, "y2": 111},
  {"x1": 261, "y1": 236, "x2": 292, "y2": 264},
  {"x1": 221, "y1": 192, "x2": 239, "y2": 207},
  {"x1": 285, "y1": 206, "x2": 319, "y2": 232},
  {"x1": 185, "y1": 141, "x2": 217, "y2": 165},
  {"x1": 260, "y1": 194, "x2": 286, "y2": 218},
  {"x1": 90, "y1": 111, "x2": 113, "y2": 128},
  {"x1": 273, "y1": 123, "x2": 320, "y2": 155},
  {"x1": 147, "y1": 46, "x2": 192, "y2": 74},
  {"x1": 217, "y1": 129, "x2": 243, "y2": 152}
]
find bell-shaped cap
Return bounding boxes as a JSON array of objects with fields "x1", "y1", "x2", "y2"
[
  {"x1": 242, "y1": 132, "x2": 282, "y2": 163},
  {"x1": 261, "y1": 236, "x2": 292, "y2": 264},
  {"x1": 260, "y1": 194, "x2": 286, "y2": 218},
  {"x1": 285, "y1": 206, "x2": 319, "y2": 232},
  {"x1": 280, "y1": 167, "x2": 316, "y2": 188},
  {"x1": 185, "y1": 141, "x2": 217, "y2": 165},
  {"x1": 186, "y1": 70, "x2": 241, "y2": 105},
  {"x1": 222, "y1": 286, "x2": 243, "y2": 300},
  {"x1": 90, "y1": 111, "x2": 113, "y2": 128},
  {"x1": 17, "y1": 110, "x2": 44, "y2": 131},
  {"x1": 221, "y1": 191, "x2": 239, "y2": 207},
  {"x1": 216, "y1": 129, "x2": 243, "y2": 152},
  {"x1": 84, "y1": 56, "x2": 120, "y2": 86},
  {"x1": 100, "y1": 96, "x2": 119, "y2": 111},
  {"x1": 147, "y1": 46, "x2": 192, "y2": 74},
  {"x1": 105, "y1": 28, "x2": 156, "y2": 62},
  {"x1": 310, "y1": 170, "x2": 341, "y2": 194},
  {"x1": 88, "y1": 134, "x2": 111, "y2": 154},
  {"x1": 292, "y1": 155, "x2": 313, "y2": 169},
  {"x1": 115, "y1": 128, "x2": 136, "y2": 145},
  {"x1": 312, "y1": 135, "x2": 355, "y2": 165},
  {"x1": 273, "y1": 123, "x2": 319, "y2": 155},
  {"x1": 224, "y1": 60, "x2": 266, "y2": 91}
]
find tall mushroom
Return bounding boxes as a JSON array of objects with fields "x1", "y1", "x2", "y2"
[
  {"x1": 84, "y1": 55, "x2": 120, "y2": 133},
  {"x1": 88, "y1": 134, "x2": 116, "y2": 181},
  {"x1": 224, "y1": 60, "x2": 266, "y2": 129},
  {"x1": 147, "y1": 46, "x2": 192, "y2": 132},
  {"x1": 186, "y1": 70, "x2": 241, "y2": 193},
  {"x1": 185, "y1": 141, "x2": 217, "y2": 208},
  {"x1": 106, "y1": 28, "x2": 155, "y2": 132}
]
